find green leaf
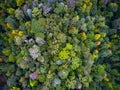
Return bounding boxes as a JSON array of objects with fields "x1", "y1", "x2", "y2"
[
  {"x1": 8, "y1": 53, "x2": 15, "y2": 62},
  {"x1": 30, "y1": 79, "x2": 38, "y2": 87},
  {"x1": 38, "y1": 74, "x2": 45, "y2": 83},
  {"x1": 31, "y1": 19, "x2": 45, "y2": 34}
]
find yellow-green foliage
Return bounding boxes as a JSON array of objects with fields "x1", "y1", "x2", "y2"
[
  {"x1": 7, "y1": 8, "x2": 15, "y2": 15},
  {"x1": 11, "y1": 30, "x2": 24, "y2": 37},
  {"x1": 58, "y1": 43, "x2": 76, "y2": 60},
  {"x1": 65, "y1": 43, "x2": 73, "y2": 50},
  {"x1": 82, "y1": 0, "x2": 92, "y2": 13},
  {"x1": 80, "y1": 32, "x2": 87, "y2": 40},
  {"x1": 59, "y1": 49, "x2": 70, "y2": 60},
  {"x1": 68, "y1": 27, "x2": 78, "y2": 34},
  {"x1": 16, "y1": 0, "x2": 24, "y2": 6},
  {"x1": 10, "y1": 87, "x2": 20, "y2": 90},
  {"x1": 30, "y1": 80, "x2": 38, "y2": 87},
  {"x1": 9, "y1": 53, "x2": 15, "y2": 62},
  {"x1": 32, "y1": 8, "x2": 42, "y2": 18},
  {"x1": 57, "y1": 33, "x2": 67, "y2": 43},
  {"x1": 94, "y1": 34, "x2": 101, "y2": 40}
]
